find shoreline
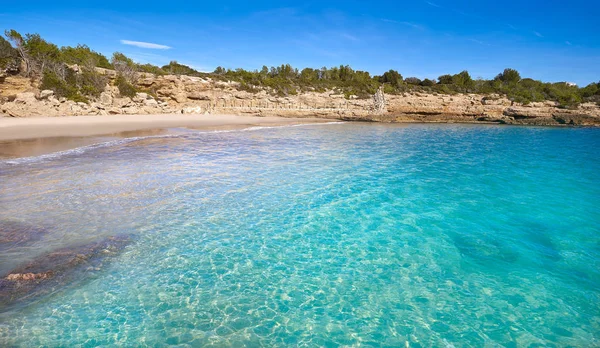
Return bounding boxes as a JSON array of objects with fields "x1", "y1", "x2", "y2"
[
  {"x1": 0, "y1": 114, "x2": 331, "y2": 141},
  {"x1": 0, "y1": 114, "x2": 332, "y2": 159}
]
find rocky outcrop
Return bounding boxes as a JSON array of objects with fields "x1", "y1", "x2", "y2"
[{"x1": 1, "y1": 71, "x2": 599, "y2": 126}]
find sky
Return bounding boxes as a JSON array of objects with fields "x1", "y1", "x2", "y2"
[{"x1": 1, "y1": 0, "x2": 599, "y2": 86}]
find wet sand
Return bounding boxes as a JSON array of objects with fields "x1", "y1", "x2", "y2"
[{"x1": 0, "y1": 114, "x2": 331, "y2": 159}]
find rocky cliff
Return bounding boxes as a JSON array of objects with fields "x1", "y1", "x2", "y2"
[{"x1": 1, "y1": 70, "x2": 599, "y2": 126}]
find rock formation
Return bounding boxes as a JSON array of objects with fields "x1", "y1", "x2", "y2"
[{"x1": 1, "y1": 71, "x2": 599, "y2": 126}]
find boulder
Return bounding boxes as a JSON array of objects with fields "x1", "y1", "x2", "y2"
[
  {"x1": 187, "y1": 93, "x2": 211, "y2": 101},
  {"x1": 182, "y1": 106, "x2": 204, "y2": 114},
  {"x1": 133, "y1": 92, "x2": 149, "y2": 103},
  {"x1": 99, "y1": 92, "x2": 113, "y2": 106},
  {"x1": 38, "y1": 90, "x2": 54, "y2": 99},
  {"x1": 144, "y1": 98, "x2": 158, "y2": 107},
  {"x1": 47, "y1": 96, "x2": 60, "y2": 107},
  {"x1": 14, "y1": 92, "x2": 37, "y2": 105}
]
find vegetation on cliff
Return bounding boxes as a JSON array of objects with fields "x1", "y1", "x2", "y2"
[{"x1": 1, "y1": 29, "x2": 599, "y2": 107}]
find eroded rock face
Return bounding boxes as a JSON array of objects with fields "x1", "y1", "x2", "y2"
[
  {"x1": 0, "y1": 235, "x2": 133, "y2": 309},
  {"x1": 1, "y1": 68, "x2": 599, "y2": 125}
]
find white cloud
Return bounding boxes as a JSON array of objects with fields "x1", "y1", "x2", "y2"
[
  {"x1": 565, "y1": 41, "x2": 572, "y2": 45},
  {"x1": 533, "y1": 31, "x2": 544, "y2": 38},
  {"x1": 468, "y1": 38, "x2": 490, "y2": 46},
  {"x1": 401, "y1": 22, "x2": 425, "y2": 30},
  {"x1": 120, "y1": 40, "x2": 172, "y2": 50},
  {"x1": 341, "y1": 33, "x2": 359, "y2": 41}
]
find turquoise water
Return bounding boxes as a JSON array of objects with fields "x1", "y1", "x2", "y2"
[{"x1": 0, "y1": 123, "x2": 599, "y2": 346}]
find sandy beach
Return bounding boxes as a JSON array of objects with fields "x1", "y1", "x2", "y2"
[
  {"x1": 0, "y1": 114, "x2": 330, "y2": 140},
  {"x1": 0, "y1": 114, "x2": 332, "y2": 159}
]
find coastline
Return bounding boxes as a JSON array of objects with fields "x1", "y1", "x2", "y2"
[
  {"x1": 0, "y1": 114, "x2": 331, "y2": 159},
  {"x1": 0, "y1": 114, "x2": 329, "y2": 141}
]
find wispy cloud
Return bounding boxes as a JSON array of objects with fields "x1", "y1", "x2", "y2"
[
  {"x1": 506, "y1": 24, "x2": 517, "y2": 30},
  {"x1": 565, "y1": 41, "x2": 572, "y2": 45},
  {"x1": 340, "y1": 33, "x2": 359, "y2": 42},
  {"x1": 425, "y1": 1, "x2": 441, "y2": 7},
  {"x1": 533, "y1": 31, "x2": 544, "y2": 38},
  {"x1": 468, "y1": 38, "x2": 491, "y2": 46},
  {"x1": 120, "y1": 40, "x2": 172, "y2": 50},
  {"x1": 401, "y1": 22, "x2": 425, "y2": 30},
  {"x1": 380, "y1": 19, "x2": 425, "y2": 30}
]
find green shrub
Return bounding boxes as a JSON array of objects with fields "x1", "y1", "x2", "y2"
[
  {"x1": 0, "y1": 35, "x2": 19, "y2": 70},
  {"x1": 137, "y1": 63, "x2": 166, "y2": 75},
  {"x1": 60, "y1": 44, "x2": 112, "y2": 69},
  {"x1": 41, "y1": 70, "x2": 76, "y2": 97},
  {"x1": 79, "y1": 68, "x2": 107, "y2": 97},
  {"x1": 162, "y1": 61, "x2": 200, "y2": 76},
  {"x1": 115, "y1": 74, "x2": 137, "y2": 97},
  {"x1": 40, "y1": 69, "x2": 88, "y2": 102}
]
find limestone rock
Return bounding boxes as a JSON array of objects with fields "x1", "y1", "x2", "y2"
[
  {"x1": 14, "y1": 92, "x2": 37, "y2": 104},
  {"x1": 38, "y1": 90, "x2": 54, "y2": 99},
  {"x1": 144, "y1": 98, "x2": 158, "y2": 107},
  {"x1": 182, "y1": 106, "x2": 204, "y2": 114},
  {"x1": 187, "y1": 93, "x2": 211, "y2": 101},
  {"x1": 133, "y1": 92, "x2": 149, "y2": 103},
  {"x1": 99, "y1": 92, "x2": 113, "y2": 106}
]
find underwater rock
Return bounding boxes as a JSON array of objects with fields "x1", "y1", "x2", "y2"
[
  {"x1": 0, "y1": 234, "x2": 133, "y2": 309},
  {"x1": 0, "y1": 220, "x2": 49, "y2": 252}
]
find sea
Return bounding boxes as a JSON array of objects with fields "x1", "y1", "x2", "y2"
[{"x1": 0, "y1": 123, "x2": 598, "y2": 346}]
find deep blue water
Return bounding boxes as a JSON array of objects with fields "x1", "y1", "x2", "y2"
[{"x1": 0, "y1": 123, "x2": 599, "y2": 346}]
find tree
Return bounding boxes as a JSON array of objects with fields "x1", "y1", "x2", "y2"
[
  {"x1": 213, "y1": 66, "x2": 226, "y2": 75},
  {"x1": 0, "y1": 35, "x2": 19, "y2": 71},
  {"x1": 405, "y1": 77, "x2": 422, "y2": 85},
  {"x1": 162, "y1": 61, "x2": 199, "y2": 75},
  {"x1": 580, "y1": 82, "x2": 599, "y2": 98},
  {"x1": 420, "y1": 78, "x2": 435, "y2": 87},
  {"x1": 452, "y1": 70, "x2": 474, "y2": 90},
  {"x1": 22, "y1": 33, "x2": 61, "y2": 75},
  {"x1": 111, "y1": 52, "x2": 138, "y2": 84},
  {"x1": 5, "y1": 29, "x2": 31, "y2": 75},
  {"x1": 496, "y1": 68, "x2": 521, "y2": 84},
  {"x1": 438, "y1": 74, "x2": 453, "y2": 84},
  {"x1": 259, "y1": 65, "x2": 269, "y2": 76},
  {"x1": 300, "y1": 68, "x2": 319, "y2": 83},
  {"x1": 379, "y1": 70, "x2": 403, "y2": 87},
  {"x1": 61, "y1": 44, "x2": 111, "y2": 69}
]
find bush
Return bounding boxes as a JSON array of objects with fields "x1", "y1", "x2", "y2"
[
  {"x1": 496, "y1": 68, "x2": 521, "y2": 84},
  {"x1": 0, "y1": 35, "x2": 19, "y2": 70},
  {"x1": 79, "y1": 68, "x2": 107, "y2": 97},
  {"x1": 115, "y1": 74, "x2": 137, "y2": 97},
  {"x1": 379, "y1": 70, "x2": 403, "y2": 87},
  {"x1": 40, "y1": 69, "x2": 88, "y2": 102},
  {"x1": 60, "y1": 44, "x2": 112, "y2": 69},
  {"x1": 137, "y1": 63, "x2": 166, "y2": 75},
  {"x1": 420, "y1": 79, "x2": 435, "y2": 87},
  {"x1": 162, "y1": 61, "x2": 200, "y2": 76},
  {"x1": 405, "y1": 77, "x2": 422, "y2": 85}
]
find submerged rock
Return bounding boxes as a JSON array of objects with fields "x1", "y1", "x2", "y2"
[
  {"x1": 0, "y1": 235, "x2": 133, "y2": 310},
  {"x1": 0, "y1": 220, "x2": 49, "y2": 252}
]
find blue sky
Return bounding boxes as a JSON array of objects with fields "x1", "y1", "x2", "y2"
[{"x1": 2, "y1": 0, "x2": 599, "y2": 86}]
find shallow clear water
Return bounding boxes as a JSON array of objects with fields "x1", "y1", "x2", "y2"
[{"x1": 0, "y1": 123, "x2": 599, "y2": 347}]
